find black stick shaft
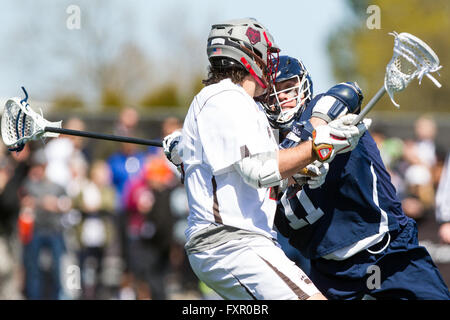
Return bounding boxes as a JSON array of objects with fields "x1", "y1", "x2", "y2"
[{"x1": 44, "y1": 127, "x2": 163, "y2": 147}]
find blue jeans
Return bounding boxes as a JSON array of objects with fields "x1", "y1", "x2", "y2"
[{"x1": 23, "y1": 230, "x2": 66, "y2": 300}]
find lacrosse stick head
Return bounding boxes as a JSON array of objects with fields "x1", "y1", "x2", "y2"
[
  {"x1": 384, "y1": 32, "x2": 442, "y2": 107},
  {"x1": 1, "y1": 87, "x2": 62, "y2": 152}
]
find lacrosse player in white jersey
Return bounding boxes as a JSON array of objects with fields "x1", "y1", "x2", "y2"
[{"x1": 163, "y1": 17, "x2": 371, "y2": 300}]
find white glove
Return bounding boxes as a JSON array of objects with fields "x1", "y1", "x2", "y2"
[
  {"x1": 306, "y1": 161, "x2": 329, "y2": 189},
  {"x1": 162, "y1": 130, "x2": 182, "y2": 166},
  {"x1": 329, "y1": 114, "x2": 372, "y2": 153},
  {"x1": 312, "y1": 114, "x2": 371, "y2": 163},
  {"x1": 292, "y1": 161, "x2": 329, "y2": 189}
]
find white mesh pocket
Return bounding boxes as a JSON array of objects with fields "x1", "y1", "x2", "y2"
[
  {"x1": 1, "y1": 99, "x2": 37, "y2": 148},
  {"x1": 384, "y1": 32, "x2": 441, "y2": 107},
  {"x1": 1, "y1": 97, "x2": 61, "y2": 150}
]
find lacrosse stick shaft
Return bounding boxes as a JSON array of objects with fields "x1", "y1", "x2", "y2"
[
  {"x1": 44, "y1": 127, "x2": 163, "y2": 147},
  {"x1": 352, "y1": 86, "x2": 386, "y2": 125}
]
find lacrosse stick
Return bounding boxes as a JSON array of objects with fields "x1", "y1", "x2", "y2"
[
  {"x1": 352, "y1": 32, "x2": 442, "y2": 125},
  {"x1": 1, "y1": 87, "x2": 163, "y2": 152}
]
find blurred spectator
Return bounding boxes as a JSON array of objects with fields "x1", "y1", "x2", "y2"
[
  {"x1": 20, "y1": 149, "x2": 71, "y2": 299},
  {"x1": 107, "y1": 107, "x2": 148, "y2": 209},
  {"x1": 108, "y1": 142, "x2": 147, "y2": 207},
  {"x1": 66, "y1": 156, "x2": 90, "y2": 200},
  {"x1": 0, "y1": 144, "x2": 31, "y2": 299},
  {"x1": 107, "y1": 107, "x2": 150, "y2": 295},
  {"x1": 120, "y1": 156, "x2": 176, "y2": 299},
  {"x1": 409, "y1": 115, "x2": 438, "y2": 167},
  {"x1": 72, "y1": 160, "x2": 117, "y2": 299},
  {"x1": 432, "y1": 147, "x2": 448, "y2": 192},
  {"x1": 159, "y1": 117, "x2": 201, "y2": 298},
  {"x1": 402, "y1": 164, "x2": 433, "y2": 219},
  {"x1": 45, "y1": 117, "x2": 89, "y2": 192},
  {"x1": 166, "y1": 183, "x2": 194, "y2": 296},
  {"x1": 436, "y1": 152, "x2": 450, "y2": 244},
  {"x1": 158, "y1": 116, "x2": 204, "y2": 298},
  {"x1": 370, "y1": 125, "x2": 406, "y2": 198},
  {"x1": 1, "y1": 113, "x2": 445, "y2": 300},
  {"x1": 161, "y1": 117, "x2": 182, "y2": 138},
  {"x1": 400, "y1": 115, "x2": 438, "y2": 220},
  {"x1": 114, "y1": 107, "x2": 139, "y2": 138},
  {"x1": 371, "y1": 124, "x2": 404, "y2": 170}
]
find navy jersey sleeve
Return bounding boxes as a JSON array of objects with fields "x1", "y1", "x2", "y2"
[{"x1": 275, "y1": 133, "x2": 406, "y2": 259}]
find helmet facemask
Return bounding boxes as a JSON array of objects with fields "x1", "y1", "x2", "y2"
[
  {"x1": 262, "y1": 31, "x2": 280, "y2": 94},
  {"x1": 238, "y1": 32, "x2": 280, "y2": 95},
  {"x1": 267, "y1": 73, "x2": 312, "y2": 125}
]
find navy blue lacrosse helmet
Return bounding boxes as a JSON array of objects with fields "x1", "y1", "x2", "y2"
[{"x1": 262, "y1": 55, "x2": 313, "y2": 131}]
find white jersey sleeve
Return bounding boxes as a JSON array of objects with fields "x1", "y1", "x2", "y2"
[{"x1": 197, "y1": 89, "x2": 277, "y2": 175}]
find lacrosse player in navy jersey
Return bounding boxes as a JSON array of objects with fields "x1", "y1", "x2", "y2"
[{"x1": 267, "y1": 55, "x2": 450, "y2": 300}]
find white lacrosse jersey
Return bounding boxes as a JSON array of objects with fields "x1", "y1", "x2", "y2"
[{"x1": 180, "y1": 79, "x2": 279, "y2": 241}]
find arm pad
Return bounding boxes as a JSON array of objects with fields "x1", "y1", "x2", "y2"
[
  {"x1": 312, "y1": 82, "x2": 364, "y2": 123},
  {"x1": 234, "y1": 151, "x2": 285, "y2": 189}
]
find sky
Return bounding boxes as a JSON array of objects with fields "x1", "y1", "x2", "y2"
[
  {"x1": 0, "y1": 0, "x2": 354, "y2": 105},
  {"x1": 136, "y1": 0, "x2": 354, "y2": 92}
]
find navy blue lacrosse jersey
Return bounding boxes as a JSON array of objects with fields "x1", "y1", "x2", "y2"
[{"x1": 274, "y1": 96, "x2": 409, "y2": 259}]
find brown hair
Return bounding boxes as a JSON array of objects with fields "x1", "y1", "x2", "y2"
[{"x1": 202, "y1": 64, "x2": 248, "y2": 87}]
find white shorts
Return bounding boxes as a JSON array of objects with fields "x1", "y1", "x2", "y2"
[{"x1": 187, "y1": 235, "x2": 321, "y2": 300}]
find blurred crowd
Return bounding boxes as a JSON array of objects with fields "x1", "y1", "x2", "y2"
[
  {"x1": 0, "y1": 110, "x2": 449, "y2": 300},
  {"x1": 0, "y1": 108, "x2": 202, "y2": 300},
  {"x1": 371, "y1": 115, "x2": 450, "y2": 233}
]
